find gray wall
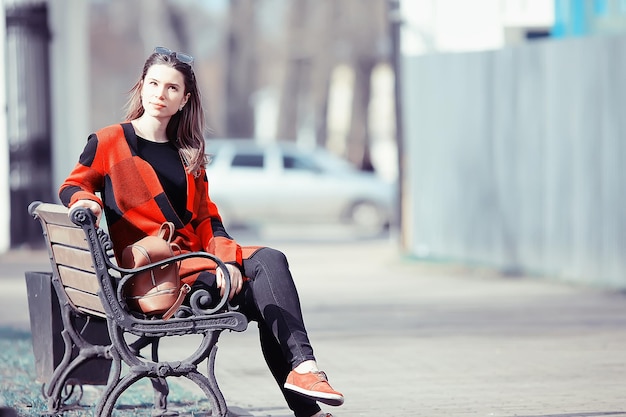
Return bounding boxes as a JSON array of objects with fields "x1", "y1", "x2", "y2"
[{"x1": 402, "y1": 34, "x2": 626, "y2": 288}]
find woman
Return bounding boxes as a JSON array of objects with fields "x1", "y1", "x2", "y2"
[{"x1": 59, "y1": 47, "x2": 343, "y2": 417}]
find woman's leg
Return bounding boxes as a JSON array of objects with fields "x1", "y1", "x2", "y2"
[
  {"x1": 258, "y1": 319, "x2": 322, "y2": 417},
  {"x1": 193, "y1": 248, "x2": 342, "y2": 414},
  {"x1": 239, "y1": 248, "x2": 343, "y2": 412},
  {"x1": 240, "y1": 248, "x2": 314, "y2": 367}
]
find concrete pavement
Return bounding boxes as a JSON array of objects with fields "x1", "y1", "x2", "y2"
[{"x1": 2, "y1": 226, "x2": 626, "y2": 417}]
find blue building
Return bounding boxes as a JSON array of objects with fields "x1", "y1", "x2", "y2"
[{"x1": 552, "y1": 0, "x2": 626, "y2": 37}]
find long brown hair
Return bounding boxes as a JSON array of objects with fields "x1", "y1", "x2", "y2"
[{"x1": 124, "y1": 50, "x2": 207, "y2": 176}]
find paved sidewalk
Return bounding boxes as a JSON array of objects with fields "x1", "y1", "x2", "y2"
[{"x1": 2, "y1": 229, "x2": 626, "y2": 417}]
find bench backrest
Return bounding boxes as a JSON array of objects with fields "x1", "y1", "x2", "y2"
[{"x1": 30, "y1": 202, "x2": 106, "y2": 317}]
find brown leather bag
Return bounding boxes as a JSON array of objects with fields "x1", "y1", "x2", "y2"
[{"x1": 121, "y1": 222, "x2": 190, "y2": 320}]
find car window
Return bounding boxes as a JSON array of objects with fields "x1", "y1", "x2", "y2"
[
  {"x1": 231, "y1": 152, "x2": 264, "y2": 169},
  {"x1": 283, "y1": 155, "x2": 321, "y2": 173}
]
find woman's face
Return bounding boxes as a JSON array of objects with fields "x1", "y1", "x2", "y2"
[{"x1": 141, "y1": 64, "x2": 190, "y2": 119}]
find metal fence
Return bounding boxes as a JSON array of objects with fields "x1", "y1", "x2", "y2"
[
  {"x1": 5, "y1": 2, "x2": 53, "y2": 247},
  {"x1": 402, "y1": 34, "x2": 626, "y2": 288}
]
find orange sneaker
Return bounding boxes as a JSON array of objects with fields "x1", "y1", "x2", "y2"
[{"x1": 284, "y1": 370, "x2": 344, "y2": 406}]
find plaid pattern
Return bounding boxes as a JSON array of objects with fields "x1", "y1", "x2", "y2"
[{"x1": 59, "y1": 123, "x2": 243, "y2": 279}]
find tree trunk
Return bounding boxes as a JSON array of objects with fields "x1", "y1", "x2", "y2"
[
  {"x1": 225, "y1": 0, "x2": 256, "y2": 138},
  {"x1": 347, "y1": 58, "x2": 375, "y2": 171}
]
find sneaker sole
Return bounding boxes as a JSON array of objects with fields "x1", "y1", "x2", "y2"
[{"x1": 283, "y1": 382, "x2": 345, "y2": 406}]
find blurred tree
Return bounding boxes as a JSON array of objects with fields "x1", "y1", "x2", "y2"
[
  {"x1": 90, "y1": 0, "x2": 228, "y2": 131},
  {"x1": 328, "y1": 0, "x2": 390, "y2": 170},
  {"x1": 225, "y1": 0, "x2": 257, "y2": 137},
  {"x1": 274, "y1": 0, "x2": 334, "y2": 149},
  {"x1": 272, "y1": 0, "x2": 390, "y2": 169},
  {"x1": 89, "y1": 0, "x2": 393, "y2": 171}
]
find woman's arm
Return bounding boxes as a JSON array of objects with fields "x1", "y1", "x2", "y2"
[
  {"x1": 192, "y1": 172, "x2": 243, "y2": 267},
  {"x1": 59, "y1": 134, "x2": 105, "y2": 209}
]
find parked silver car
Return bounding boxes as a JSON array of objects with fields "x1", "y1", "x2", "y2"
[{"x1": 205, "y1": 139, "x2": 395, "y2": 233}]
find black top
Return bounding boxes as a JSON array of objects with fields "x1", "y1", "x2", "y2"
[{"x1": 136, "y1": 137, "x2": 187, "y2": 220}]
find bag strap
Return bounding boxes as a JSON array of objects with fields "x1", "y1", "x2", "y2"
[
  {"x1": 170, "y1": 242, "x2": 182, "y2": 274},
  {"x1": 162, "y1": 283, "x2": 191, "y2": 320},
  {"x1": 157, "y1": 222, "x2": 176, "y2": 243}
]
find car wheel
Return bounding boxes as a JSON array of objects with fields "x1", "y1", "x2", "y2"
[{"x1": 346, "y1": 201, "x2": 388, "y2": 233}]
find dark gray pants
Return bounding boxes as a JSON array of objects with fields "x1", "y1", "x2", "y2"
[{"x1": 193, "y1": 247, "x2": 321, "y2": 417}]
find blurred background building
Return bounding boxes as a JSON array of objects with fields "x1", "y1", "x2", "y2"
[{"x1": 2, "y1": 0, "x2": 626, "y2": 287}]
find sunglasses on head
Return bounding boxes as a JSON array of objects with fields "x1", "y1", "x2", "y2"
[{"x1": 153, "y1": 46, "x2": 194, "y2": 65}]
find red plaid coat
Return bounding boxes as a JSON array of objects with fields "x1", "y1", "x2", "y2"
[{"x1": 59, "y1": 123, "x2": 255, "y2": 283}]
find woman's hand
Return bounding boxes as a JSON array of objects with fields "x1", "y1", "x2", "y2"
[
  {"x1": 216, "y1": 263, "x2": 243, "y2": 300},
  {"x1": 69, "y1": 199, "x2": 102, "y2": 226}
]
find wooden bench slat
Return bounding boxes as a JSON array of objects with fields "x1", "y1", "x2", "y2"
[
  {"x1": 76, "y1": 306, "x2": 107, "y2": 319},
  {"x1": 33, "y1": 203, "x2": 74, "y2": 227},
  {"x1": 65, "y1": 288, "x2": 106, "y2": 315},
  {"x1": 46, "y1": 224, "x2": 89, "y2": 249},
  {"x1": 52, "y1": 245, "x2": 95, "y2": 273},
  {"x1": 58, "y1": 265, "x2": 100, "y2": 294}
]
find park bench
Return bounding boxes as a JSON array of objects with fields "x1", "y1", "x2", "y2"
[{"x1": 26, "y1": 201, "x2": 248, "y2": 417}]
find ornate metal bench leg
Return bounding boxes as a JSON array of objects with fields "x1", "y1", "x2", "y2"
[
  {"x1": 186, "y1": 370, "x2": 227, "y2": 417},
  {"x1": 148, "y1": 338, "x2": 179, "y2": 416},
  {"x1": 128, "y1": 336, "x2": 178, "y2": 415},
  {"x1": 206, "y1": 341, "x2": 228, "y2": 416},
  {"x1": 129, "y1": 335, "x2": 158, "y2": 356},
  {"x1": 96, "y1": 371, "x2": 144, "y2": 417},
  {"x1": 183, "y1": 334, "x2": 228, "y2": 417},
  {"x1": 150, "y1": 377, "x2": 179, "y2": 416}
]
